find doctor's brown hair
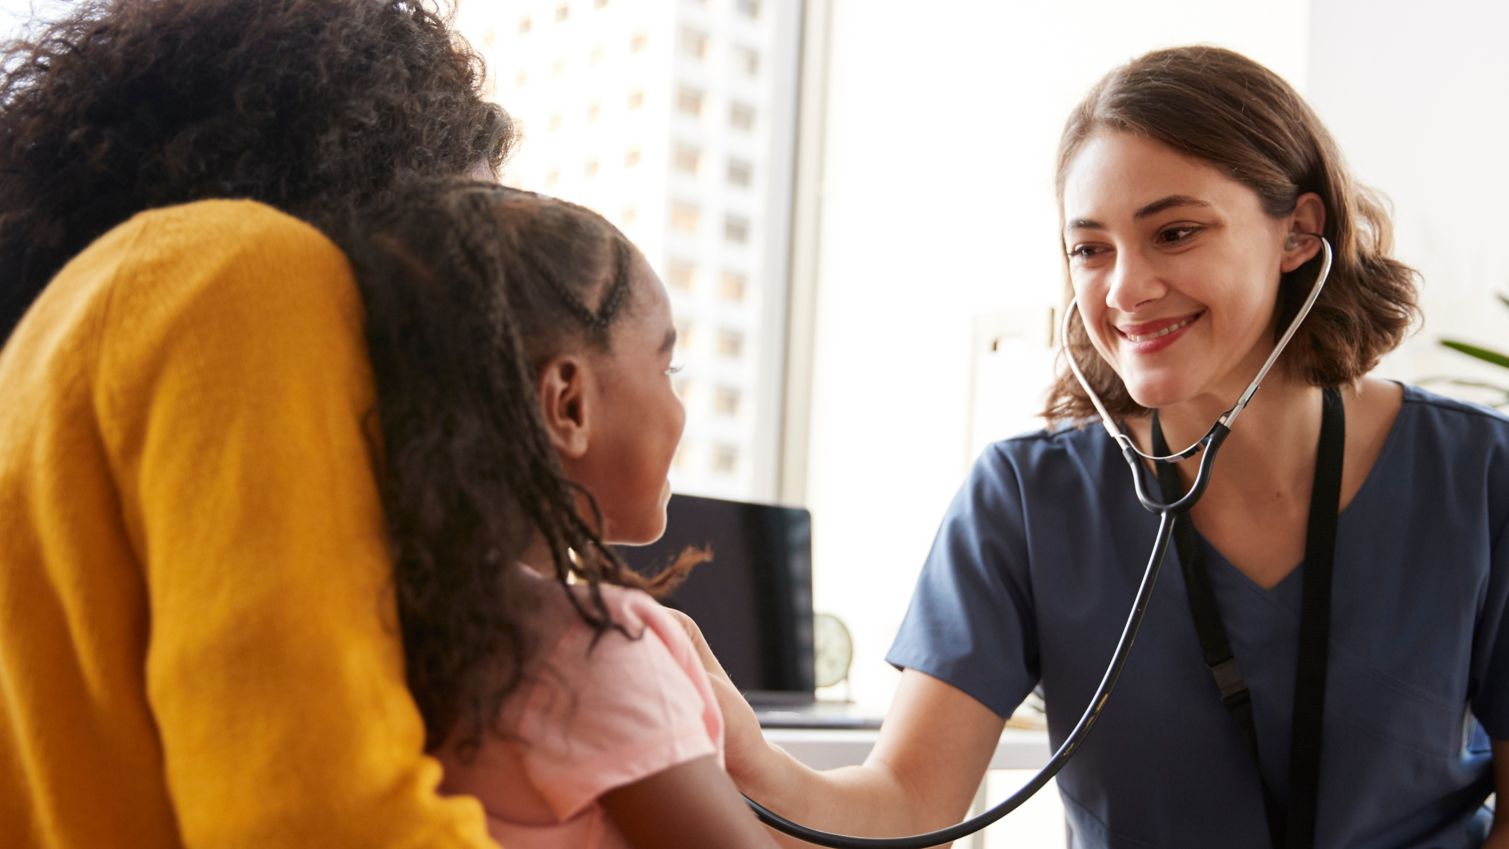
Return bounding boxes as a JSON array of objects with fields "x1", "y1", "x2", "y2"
[{"x1": 1043, "y1": 45, "x2": 1420, "y2": 423}]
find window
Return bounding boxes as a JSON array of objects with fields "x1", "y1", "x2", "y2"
[
  {"x1": 716, "y1": 328, "x2": 744, "y2": 358},
  {"x1": 712, "y1": 444, "x2": 739, "y2": 474},
  {"x1": 735, "y1": 46, "x2": 760, "y2": 76},
  {"x1": 590, "y1": 44, "x2": 606, "y2": 63},
  {"x1": 681, "y1": 28, "x2": 708, "y2": 59},
  {"x1": 670, "y1": 201, "x2": 700, "y2": 233},
  {"x1": 624, "y1": 148, "x2": 641, "y2": 167},
  {"x1": 620, "y1": 207, "x2": 638, "y2": 227},
  {"x1": 673, "y1": 144, "x2": 701, "y2": 175},
  {"x1": 714, "y1": 386, "x2": 742, "y2": 416},
  {"x1": 667, "y1": 260, "x2": 696, "y2": 292},
  {"x1": 677, "y1": 87, "x2": 705, "y2": 118},
  {"x1": 627, "y1": 89, "x2": 645, "y2": 110},
  {"x1": 630, "y1": 32, "x2": 649, "y2": 52},
  {"x1": 729, "y1": 102, "x2": 756, "y2": 132},
  {"x1": 552, "y1": 58, "x2": 567, "y2": 78},
  {"x1": 736, "y1": 0, "x2": 760, "y2": 18},
  {"x1": 587, "y1": 101, "x2": 602, "y2": 122},
  {"x1": 595, "y1": 0, "x2": 609, "y2": 7},
  {"x1": 518, "y1": 16, "x2": 532, "y2": 33},
  {"x1": 727, "y1": 159, "x2": 753, "y2": 186},
  {"x1": 584, "y1": 158, "x2": 599, "y2": 177},
  {"x1": 515, "y1": 68, "x2": 529, "y2": 87},
  {"x1": 556, "y1": 5, "x2": 570, "y2": 23},
  {"x1": 544, "y1": 167, "x2": 560, "y2": 187},
  {"x1": 548, "y1": 113, "x2": 563, "y2": 131},
  {"x1": 720, "y1": 271, "x2": 748, "y2": 302},
  {"x1": 724, "y1": 215, "x2": 750, "y2": 244}
]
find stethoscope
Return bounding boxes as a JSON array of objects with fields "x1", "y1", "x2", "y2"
[{"x1": 743, "y1": 235, "x2": 1335, "y2": 848}]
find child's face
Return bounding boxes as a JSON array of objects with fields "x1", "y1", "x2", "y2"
[{"x1": 571, "y1": 253, "x2": 686, "y2": 545}]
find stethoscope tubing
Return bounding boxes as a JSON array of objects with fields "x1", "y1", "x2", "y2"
[
  {"x1": 742, "y1": 236, "x2": 1333, "y2": 847},
  {"x1": 747, "y1": 510, "x2": 1180, "y2": 848}
]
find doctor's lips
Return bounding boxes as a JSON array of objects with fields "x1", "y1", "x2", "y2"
[{"x1": 1115, "y1": 311, "x2": 1204, "y2": 343}]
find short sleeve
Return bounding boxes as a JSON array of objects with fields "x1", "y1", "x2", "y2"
[
  {"x1": 516, "y1": 590, "x2": 723, "y2": 820},
  {"x1": 887, "y1": 442, "x2": 1040, "y2": 719}
]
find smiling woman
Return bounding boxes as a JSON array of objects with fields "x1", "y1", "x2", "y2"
[{"x1": 694, "y1": 44, "x2": 1509, "y2": 849}]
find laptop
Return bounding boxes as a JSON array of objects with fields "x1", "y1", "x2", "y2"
[{"x1": 614, "y1": 493, "x2": 882, "y2": 730}]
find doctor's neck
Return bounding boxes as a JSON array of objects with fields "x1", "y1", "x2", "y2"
[{"x1": 1148, "y1": 372, "x2": 1325, "y2": 492}]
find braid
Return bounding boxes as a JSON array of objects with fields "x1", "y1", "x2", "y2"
[{"x1": 347, "y1": 177, "x2": 702, "y2": 753}]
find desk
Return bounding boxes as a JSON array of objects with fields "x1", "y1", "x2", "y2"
[{"x1": 761, "y1": 726, "x2": 1052, "y2": 848}]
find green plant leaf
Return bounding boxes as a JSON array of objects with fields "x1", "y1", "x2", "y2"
[{"x1": 1441, "y1": 339, "x2": 1509, "y2": 370}]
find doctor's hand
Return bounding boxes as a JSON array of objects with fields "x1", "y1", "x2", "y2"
[{"x1": 664, "y1": 607, "x2": 773, "y2": 790}]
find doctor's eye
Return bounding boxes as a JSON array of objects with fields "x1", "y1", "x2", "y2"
[
  {"x1": 1067, "y1": 244, "x2": 1109, "y2": 264},
  {"x1": 1155, "y1": 225, "x2": 1201, "y2": 245}
]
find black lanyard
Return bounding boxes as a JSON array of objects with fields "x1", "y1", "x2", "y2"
[{"x1": 1150, "y1": 386, "x2": 1344, "y2": 849}]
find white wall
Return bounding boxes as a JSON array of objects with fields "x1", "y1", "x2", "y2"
[{"x1": 1306, "y1": 0, "x2": 1509, "y2": 396}]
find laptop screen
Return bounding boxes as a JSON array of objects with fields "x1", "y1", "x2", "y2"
[{"x1": 613, "y1": 493, "x2": 815, "y2": 702}]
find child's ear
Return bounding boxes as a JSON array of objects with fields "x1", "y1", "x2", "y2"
[{"x1": 536, "y1": 355, "x2": 592, "y2": 459}]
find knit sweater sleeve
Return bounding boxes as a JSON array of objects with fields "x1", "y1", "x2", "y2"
[{"x1": 94, "y1": 200, "x2": 497, "y2": 848}]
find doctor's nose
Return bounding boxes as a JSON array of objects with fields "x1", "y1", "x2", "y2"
[{"x1": 1104, "y1": 250, "x2": 1168, "y2": 313}]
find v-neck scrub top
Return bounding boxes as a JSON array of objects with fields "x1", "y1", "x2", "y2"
[{"x1": 888, "y1": 384, "x2": 1509, "y2": 849}]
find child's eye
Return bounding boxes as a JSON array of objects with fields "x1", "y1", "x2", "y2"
[
  {"x1": 1067, "y1": 244, "x2": 1107, "y2": 263},
  {"x1": 664, "y1": 363, "x2": 684, "y2": 376}
]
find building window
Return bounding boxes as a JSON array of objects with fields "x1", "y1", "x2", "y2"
[
  {"x1": 724, "y1": 215, "x2": 750, "y2": 244},
  {"x1": 735, "y1": 46, "x2": 760, "y2": 76},
  {"x1": 624, "y1": 148, "x2": 641, "y2": 167},
  {"x1": 595, "y1": 0, "x2": 609, "y2": 7},
  {"x1": 556, "y1": 4, "x2": 570, "y2": 21},
  {"x1": 590, "y1": 44, "x2": 606, "y2": 63},
  {"x1": 627, "y1": 90, "x2": 644, "y2": 110},
  {"x1": 630, "y1": 32, "x2": 649, "y2": 52},
  {"x1": 587, "y1": 101, "x2": 602, "y2": 122},
  {"x1": 670, "y1": 201, "x2": 700, "y2": 233},
  {"x1": 736, "y1": 0, "x2": 760, "y2": 18},
  {"x1": 673, "y1": 144, "x2": 701, "y2": 175},
  {"x1": 714, "y1": 386, "x2": 741, "y2": 416},
  {"x1": 620, "y1": 207, "x2": 638, "y2": 227},
  {"x1": 548, "y1": 113, "x2": 563, "y2": 131},
  {"x1": 667, "y1": 260, "x2": 696, "y2": 292},
  {"x1": 726, "y1": 158, "x2": 753, "y2": 186},
  {"x1": 729, "y1": 102, "x2": 756, "y2": 132},
  {"x1": 681, "y1": 28, "x2": 708, "y2": 59},
  {"x1": 716, "y1": 328, "x2": 744, "y2": 358},
  {"x1": 545, "y1": 167, "x2": 560, "y2": 187},
  {"x1": 584, "y1": 159, "x2": 599, "y2": 177},
  {"x1": 712, "y1": 444, "x2": 739, "y2": 474},
  {"x1": 677, "y1": 87, "x2": 704, "y2": 118},
  {"x1": 515, "y1": 68, "x2": 529, "y2": 87},
  {"x1": 552, "y1": 58, "x2": 567, "y2": 78},
  {"x1": 519, "y1": 16, "x2": 532, "y2": 33},
  {"x1": 720, "y1": 271, "x2": 748, "y2": 303}
]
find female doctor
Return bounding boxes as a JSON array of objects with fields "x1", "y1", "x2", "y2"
[{"x1": 689, "y1": 45, "x2": 1509, "y2": 849}]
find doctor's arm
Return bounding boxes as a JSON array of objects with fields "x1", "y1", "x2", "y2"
[
  {"x1": 679, "y1": 609, "x2": 1004, "y2": 847},
  {"x1": 1487, "y1": 740, "x2": 1509, "y2": 849}
]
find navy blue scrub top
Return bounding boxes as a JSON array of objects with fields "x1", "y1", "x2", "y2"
[{"x1": 888, "y1": 385, "x2": 1509, "y2": 849}]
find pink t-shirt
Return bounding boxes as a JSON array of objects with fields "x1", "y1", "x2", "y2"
[{"x1": 438, "y1": 578, "x2": 725, "y2": 849}]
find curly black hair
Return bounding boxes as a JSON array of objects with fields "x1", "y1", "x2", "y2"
[
  {"x1": 342, "y1": 180, "x2": 702, "y2": 755},
  {"x1": 0, "y1": 0, "x2": 512, "y2": 341}
]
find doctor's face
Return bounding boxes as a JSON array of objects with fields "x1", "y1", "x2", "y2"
[{"x1": 1060, "y1": 131, "x2": 1294, "y2": 411}]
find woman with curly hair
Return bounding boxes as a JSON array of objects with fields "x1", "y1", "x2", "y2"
[{"x1": 0, "y1": 1, "x2": 512, "y2": 847}]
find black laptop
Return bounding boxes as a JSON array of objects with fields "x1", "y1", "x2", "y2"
[{"x1": 614, "y1": 494, "x2": 881, "y2": 730}]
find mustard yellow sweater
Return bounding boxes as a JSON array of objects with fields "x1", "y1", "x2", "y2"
[{"x1": 0, "y1": 200, "x2": 496, "y2": 848}]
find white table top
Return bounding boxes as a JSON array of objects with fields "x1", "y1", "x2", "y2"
[{"x1": 762, "y1": 725, "x2": 1051, "y2": 772}]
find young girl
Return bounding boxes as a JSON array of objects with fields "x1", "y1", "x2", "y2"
[{"x1": 342, "y1": 180, "x2": 783, "y2": 849}]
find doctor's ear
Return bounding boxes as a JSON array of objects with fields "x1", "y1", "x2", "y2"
[
  {"x1": 1281, "y1": 192, "x2": 1327, "y2": 273},
  {"x1": 536, "y1": 354, "x2": 593, "y2": 460}
]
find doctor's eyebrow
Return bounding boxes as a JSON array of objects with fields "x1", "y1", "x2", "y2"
[{"x1": 1065, "y1": 195, "x2": 1214, "y2": 233}]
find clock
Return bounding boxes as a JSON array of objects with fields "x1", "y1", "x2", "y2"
[{"x1": 813, "y1": 612, "x2": 854, "y2": 689}]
